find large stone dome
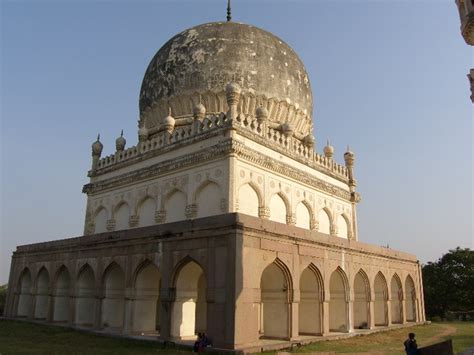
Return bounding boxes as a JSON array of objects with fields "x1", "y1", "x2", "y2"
[{"x1": 139, "y1": 21, "x2": 313, "y2": 135}]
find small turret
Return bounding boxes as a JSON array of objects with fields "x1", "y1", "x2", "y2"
[
  {"x1": 115, "y1": 130, "x2": 126, "y2": 152},
  {"x1": 281, "y1": 122, "x2": 293, "y2": 137},
  {"x1": 303, "y1": 134, "x2": 315, "y2": 148},
  {"x1": 323, "y1": 139, "x2": 334, "y2": 158},
  {"x1": 91, "y1": 134, "x2": 103, "y2": 171},
  {"x1": 163, "y1": 107, "x2": 175, "y2": 133},
  {"x1": 256, "y1": 106, "x2": 268, "y2": 123},
  {"x1": 193, "y1": 102, "x2": 206, "y2": 120},
  {"x1": 225, "y1": 82, "x2": 241, "y2": 119}
]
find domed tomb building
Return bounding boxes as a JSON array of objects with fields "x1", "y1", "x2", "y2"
[{"x1": 4, "y1": 18, "x2": 425, "y2": 352}]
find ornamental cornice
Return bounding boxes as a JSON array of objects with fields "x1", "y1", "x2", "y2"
[{"x1": 83, "y1": 138, "x2": 354, "y2": 203}]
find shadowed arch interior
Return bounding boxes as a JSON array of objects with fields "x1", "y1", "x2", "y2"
[
  {"x1": 75, "y1": 264, "x2": 95, "y2": 327},
  {"x1": 353, "y1": 270, "x2": 370, "y2": 329},
  {"x1": 16, "y1": 268, "x2": 32, "y2": 317},
  {"x1": 132, "y1": 261, "x2": 161, "y2": 334},
  {"x1": 34, "y1": 267, "x2": 50, "y2": 319},
  {"x1": 390, "y1": 274, "x2": 403, "y2": 324},
  {"x1": 171, "y1": 259, "x2": 207, "y2": 339},
  {"x1": 101, "y1": 263, "x2": 125, "y2": 330},
  {"x1": 260, "y1": 260, "x2": 291, "y2": 339},
  {"x1": 53, "y1": 266, "x2": 70, "y2": 322},
  {"x1": 374, "y1": 272, "x2": 388, "y2": 326},
  {"x1": 329, "y1": 267, "x2": 349, "y2": 332},
  {"x1": 299, "y1": 265, "x2": 323, "y2": 335}
]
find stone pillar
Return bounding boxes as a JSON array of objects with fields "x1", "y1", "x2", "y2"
[
  {"x1": 68, "y1": 295, "x2": 75, "y2": 326},
  {"x1": 30, "y1": 291, "x2": 37, "y2": 320},
  {"x1": 290, "y1": 301, "x2": 298, "y2": 339},
  {"x1": 368, "y1": 300, "x2": 375, "y2": 329},
  {"x1": 386, "y1": 299, "x2": 392, "y2": 326},
  {"x1": 123, "y1": 292, "x2": 133, "y2": 335},
  {"x1": 401, "y1": 295, "x2": 407, "y2": 324},
  {"x1": 94, "y1": 296, "x2": 103, "y2": 330},
  {"x1": 322, "y1": 301, "x2": 330, "y2": 335},
  {"x1": 46, "y1": 293, "x2": 54, "y2": 322},
  {"x1": 225, "y1": 82, "x2": 241, "y2": 121},
  {"x1": 347, "y1": 299, "x2": 354, "y2": 332}
]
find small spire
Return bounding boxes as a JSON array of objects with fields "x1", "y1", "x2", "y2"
[
  {"x1": 97, "y1": 134, "x2": 100, "y2": 141},
  {"x1": 168, "y1": 105, "x2": 172, "y2": 116},
  {"x1": 327, "y1": 139, "x2": 330, "y2": 146},
  {"x1": 226, "y1": 0, "x2": 231, "y2": 22},
  {"x1": 120, "y1": 129, "x2": 123, "y2": 137},
  {"x1": 347, "y1": 144, "x2": 350, "y2": 152}
]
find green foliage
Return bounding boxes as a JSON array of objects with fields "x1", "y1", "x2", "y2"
[
  {"x1": 422, "y1": 247, "x2": 474, "y2": 319},
  {"x1": 0, "y1": 284, "x2": 7, "y2": 316}
]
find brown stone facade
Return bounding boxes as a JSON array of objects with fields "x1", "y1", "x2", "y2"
[{"x1": 4, "y1": 213, "x2": 425, "y2": 350}]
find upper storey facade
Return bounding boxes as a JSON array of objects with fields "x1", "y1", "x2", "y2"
[{"x1": 83, "y1": 21, "x2": 360, "y2": 241}]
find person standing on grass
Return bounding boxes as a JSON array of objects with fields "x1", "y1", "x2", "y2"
[{"x1": 404, "y1": 332, "x2": 418, "y2": 355}]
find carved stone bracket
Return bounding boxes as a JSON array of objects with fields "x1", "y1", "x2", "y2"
[
  {"x1": 310, "y1": 218, "x2": 318, "y2": 231},
  {"x1": 106, "y1": 219, "x2": 116, "y2": 231},
  {"x1": 330, "y1": 225, "x2": 338, "y2": 236},
  {"x1": 155, "y1": 210, "x2": 166, "y2": 223},
  {"x1": 220, "y1": 198, "x2": 227, "y2": 212},
  {"x1": 185, "y1": 204, "x2": 197, "y2": 219},
  {"x1": 258, "y1": 206, "x2": 270, "y2": 219},
  {"x1": 286, "y1": 213, "x2": 296, "y2": 226},
  {"x1": 129, "y1": 215, "x2": 139, "y2": 228}
]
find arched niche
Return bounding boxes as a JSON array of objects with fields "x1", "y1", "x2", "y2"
[
  {"x1": 101, "y1": 263, "x2": 125, "y2": 331},
  {"x1": 171, "y1": 260, "x2": 207, "y2": 339},
  {"x1": 353, "y1": 270, "x2": 370, "y2": 329},
  {"x1": 299, "y1": 266, "x2": 323, "y2": 335},
  {"x1": 405, "y1": 275, "x2": 416, "y2": 322},
  {"x1": 337, "y1": 214, "x2": 349, "y2": 239},
  {"x1": 138, "y1": 197, "x2": 156, "y2": 227},
  {"x1": 390, "y1": 274, "x2": 403, "y2": 324},
  {"x1": 237, "y1": 183, "x2": 259, "y2": 217},
  {"x1": 132, "y1": 262, "x2": 161, "y2": 334},
  {"x1": 165, "y1": 190, "x2": 186, "y2": 223},
  {"x1": 53, "y1": 266, "x2": 70, "y2": 322},
  {"x1": 16, "y1": 269, "x2": 32, "y2": 317},
  {"x1": 260, "y1": 261, "x2": 291, "y2": 339},
  {"x1": 318, "y1": 209, "x2": 331, "y2": 235},
  {"x1": 34, "y1": 268, "x2": 50, "y2": 319},
  {"x1": 196, "y1": 181, "x2": 222, "y2": 218},
  {"x1": 94, "y1": 207, "x2": 108, "y2": 234},
  {"x1": 114, "y1": 203, "x2": 130, "y2": 230},
  {"x1": 329, "y1": 268, "x2": 348, "y2": 332},
  {"x1": 295, "y1": 202, "x2": 311, "y2": 230},
  {"x1": 269, "y1": 194, "x2": 287, "y2": 224},
  {"x1": 75, "y1": 265, "x2": 95, "y2": 327},
  {"x1": 374, "y1": 272, "x2": 388, "y2": 326}
]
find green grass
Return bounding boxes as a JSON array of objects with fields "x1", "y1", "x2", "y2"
[
  {"x1": 0, "y1": 320, "x2": 188, "y2": 354},
  {"x1": 285, "y1": 322, "x2": 474, "y2": 354},
  {"x1": 0, "y1": 320, "x2": 473, "y2": 354}
]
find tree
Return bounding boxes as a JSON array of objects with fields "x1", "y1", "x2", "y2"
[
  {"x1": 0, "y1": 284, "x2": 7, "y2": 315},
  {"x1": 422, "y1": 247, "x2": 474, "y2": 319}
]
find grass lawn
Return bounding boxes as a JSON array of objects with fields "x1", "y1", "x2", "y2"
[
  {"x1": 0, "y1": 320, "x2": 472, "y2": 354},
  {"x1": 0, "y1": 319, "x2": 188, "y2": 354},
  {"x1": 285, "y1": 322, "x2": 474, "y2": 354}
]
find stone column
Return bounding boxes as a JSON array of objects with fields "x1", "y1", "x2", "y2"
[
  {"x1": 368, "y1": 300, "x2": 375, "y2": 329},
  {"x1": 30, "y1": 291, "x2": 37, "y2": 320},
  {"x1": 94, "y1": 296, "x2": 103, "y2": 330},
  {"x1": 347, "y1": 299, "x2": 354, "y2": 332},
  {"x1": 123, "y1": 291, "x2": 133, "y2": 335},
  {"x1": 46, "y1": 293, "x2": 54, "y2": 322},
  {"x1": 386, "y1": 299, "x2": 392, "y2": 326},
  {"x1": 290, "y1": 301, "x2": 299, "y2": 339},
  {"x1": 322, "y1": 301, "x2": 330, "y2": 335}
]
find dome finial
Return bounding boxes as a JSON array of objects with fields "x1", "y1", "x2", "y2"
[
  {"x1": 226, "y1": 0, "x2": 231, "y2": 22},
  {"x1": 120, "y1": 129, "x2": 123, "y2": 137}
]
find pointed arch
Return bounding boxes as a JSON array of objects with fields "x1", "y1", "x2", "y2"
[
  {"x1": 299, "y1": 263, "x2": 324, "y2": 335},
  {"x1": 194, "y1": 180, "x2": 223, "y2": 218},
  {"x1": 52, "y1": 265, "x2": 71, "y2": 322},
  {"x1": 113, "y1": 201, "x2": 130, "y2": 230},
  {"x1": 16, "y1": 268, "x2": 32, "y2": 317},
  {"x1": 163, "y1": 188, "x2": 187, "y2": 223},
  {"x1": 329, "y1": 266, "x2": 349, "y2": 332},
  {"x1": 353, "y1": 269, "x2": 370, "y2": 329},
  {"x1": 337, "y1": 213, "x2": 351, "y2": 239},
  {"x1": 75, "y1": 263, "x2": 95, "y2": 327},
  {"x1": 295, "y1": 200, "x2": 314, "y2": 230},
  {"x1": 268, "y1": 192, "x2": 289, "y2": 224},
  {"x1": 259, "y1": 258, "x2": 293, "y2": 339},
  {"x1": 405, "y1": 275, "x2": 416, "y2": 322},
  {"x1": 34, "y1": 267, "x2": 50, "y2": 319},
  {"x1": 237, "y1": 182, "x2": 262, "y2": 217},
  {"x1": 318, "y1": 207, "x2": 333, "y2": 235},
  {"x1": 170, "y1": 256, "x2": 207, "y2": 339},
  {"x1": 101, "y1": 261, "x2": 125, "y2": 330},
  {"x1": 132, "y1": 259, "x2": 161, "y2": 334},
  {"x1": 390, "y1": 273, "x2": 403, "y2": 324},
  {"x1": 93, "y1": 206, "x2": 108, "y2": 234},
  {"x1": 136, "y1": 195, "x2": 156, "y2": 227},
  {"x1": 374, "y1": 271, "x2": 388, "y2": 326}
]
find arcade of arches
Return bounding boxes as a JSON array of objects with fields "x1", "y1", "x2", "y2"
[{"x1": 10, "y1": 256, "x2": 421, "y2": 341}]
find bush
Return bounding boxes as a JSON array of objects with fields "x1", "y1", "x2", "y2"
[
  {"x1": 0, "y1": 284, "x2": 7, "y2": 315},
  {"x1": 431, "y1": 316, "x2": 442, "y2": 322}
]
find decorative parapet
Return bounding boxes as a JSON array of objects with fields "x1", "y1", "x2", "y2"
[{"x1": 90, "y1": 111, "x2": 349, "y2": 183}]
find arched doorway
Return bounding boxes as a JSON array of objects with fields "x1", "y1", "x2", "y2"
[
  {"x1": 260, "y1": 261, "x2": 291, "y2": 339},
  {"x1": 299, "y1": 266, "x2": 323, "y2": 335},
  {"x1": 34, "y1": 268, "x2": 49, "y2": 319},
  {"x1": 374, "y1": 272, "x2": 388, "y2": 326},
  {"x1": 75, "y1": 265, "x2": 95, "y2": 327},
  {"x1": 101, "y1": 263, "x2": 125, "y2": 331},
  {"x1": 171, "y1": 260, "x2": 207, "y2": 339},
  {"x1": 132, "y1": 262, "x2": 161, "y2": 334},
  {"x1": 353, "y1": 271, "x2": 369, "y2": 329},
  {"x1": 16, "y1": 269, "x2": 32, "y2": 317},
  {"x1": 390, "y1": 274, "x2": 403, "y2": 324},
  {"x1": 53, "y1": 266, "x2": 70, "y2": 322},
  {"x1": 405, "y1": 276, "x2": 416, "y2": 322},
  {"x1": 329, "y1": 268, "x2": 348, "y2": 332}
]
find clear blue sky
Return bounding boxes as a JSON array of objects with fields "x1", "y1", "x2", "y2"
[{"x1": 1, "y1": 0, "x2": 472, "y2": 284}]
